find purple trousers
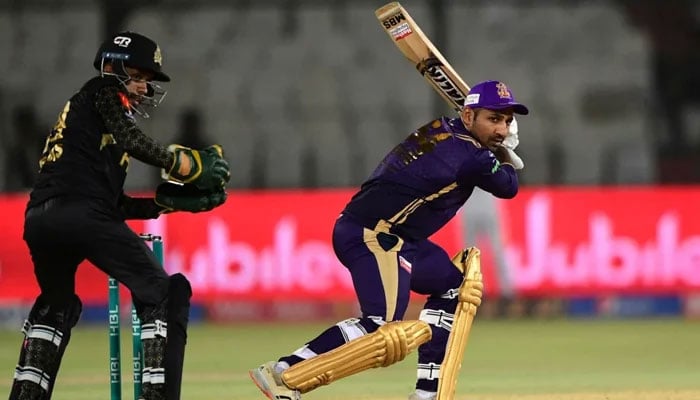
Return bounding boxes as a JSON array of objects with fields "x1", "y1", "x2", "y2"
[{"x1": 279, "y1": 214, "x2": 465, "y2": 392}]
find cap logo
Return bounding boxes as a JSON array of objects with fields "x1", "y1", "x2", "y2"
[
  {"x1": 113, "y1": 36, "x2": 132, "y2": 48},
  {"x1": 496, "y1": 82, "x2": 511, "y2": 99},
  {"x1": 465, "y1": 93, "x2": 480, "y2": 105},
  {"x1": 154, "y1": 46, "x2": 162, "y2": 66}
]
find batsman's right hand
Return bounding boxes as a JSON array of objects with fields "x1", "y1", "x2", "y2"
[
  {"x1": 492, "y1": 146, "x2": 524, "y2": 170},
  {"x1": 501, "y1": 117, "x2": 524, "y2": 169},
  {"x1": 505, "y1": 148, "x2": 524, "y2": 170},
  {"x1": 162, "y1": 144, "x2": 231, "y2": 190}
]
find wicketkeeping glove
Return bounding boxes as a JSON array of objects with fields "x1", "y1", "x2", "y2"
[
  {"x1": 154, "y1": 182, "x2": 227, "y2": 213},
  {"x1": 162, "y1": 144, "x2": 231, "y2": 190}
]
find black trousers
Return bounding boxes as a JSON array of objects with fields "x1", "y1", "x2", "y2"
[{"x1": 23, "y1": 198, "x2": 169, "y2": 308}]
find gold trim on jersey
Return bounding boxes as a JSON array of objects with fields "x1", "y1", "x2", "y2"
[
  {"x1": 387, "y1": 182, "x2": 459, "y2": 227},
  {"x1": 100, "y1": 134, "x2": 116, "y2": 150},
  {"x1": 39, "y1": 101, "x2": 70, "y2": 170},
  {"x1": 454, "y1": 133, "x2": 480, "y2": 147},
  {"x1": 119, "y1": 152, "x2": 130, "y2": 170}
]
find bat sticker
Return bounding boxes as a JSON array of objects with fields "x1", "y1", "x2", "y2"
[{"x1": 389, "y1": 23, "x2": 412, "y2": 40}]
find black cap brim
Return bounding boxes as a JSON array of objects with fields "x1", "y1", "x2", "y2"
[{"x1": 152, "y1": 71, "x2": 170, "y2": 82}]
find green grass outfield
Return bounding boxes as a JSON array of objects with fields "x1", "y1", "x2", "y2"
[{"x1": 1, "y1": 319, "x2": 699, "y2": 399}]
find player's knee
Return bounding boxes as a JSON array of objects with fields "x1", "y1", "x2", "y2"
[
  {"x1": 168, "y1": 273, "x2": 192, "y2": 307},
  {"x1": 167, "y1": 273, "x2": 192, "y2": 335},
  {"x1": 132, "y1": 274, "x2": 170, "y2": 309},
  {"x1": 282, "y1": 320, "x2": 431, "y2": 393},
  {"x1": 29, "y1": 293, "x2": 82, "y2": 332},
  {"x1": 24, "y1": 294, "x2": 82, "y2": 353},
  {"x1": 336, "y1": 316, "x2": 384, "y2": 341},
  {"x1": 418, "y1": 249, "x2": 483, "y2": 334},
  {"x1": 139, "y1": 273, "x2": 192, "y2": 338},
  {"x1": 419, "y1": 308, "x2": 454, "y2": 335},
  {"x1": 411, "y1": 250, "x2": 465, "y2": 295},
  {"x1": 289, "y1": 316, "x2": 384, "y2": 361}
]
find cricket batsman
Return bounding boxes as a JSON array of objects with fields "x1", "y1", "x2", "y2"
[{"x1": 250, "y1": 80, "x2": 529, "y2": 400}]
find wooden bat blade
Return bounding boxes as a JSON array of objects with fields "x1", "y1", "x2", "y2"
[
  {"x1": 375, "y1": 2, "x2": 429, "y2": 64},
  {"x1": 376, "y1": 2, "x2": 471, "y2": 112}
]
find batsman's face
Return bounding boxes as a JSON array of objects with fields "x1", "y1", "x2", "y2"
[{"x1": 461, "y1": 107, "x2": 514, "y2": 151}]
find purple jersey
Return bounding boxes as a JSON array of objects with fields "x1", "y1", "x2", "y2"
[{"x1": 342, "y1": 117, "x2": 518, "y2": 241}]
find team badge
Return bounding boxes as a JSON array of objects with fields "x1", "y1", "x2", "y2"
[
  {"x1": 154, "y1": 46, "x2": 162, "y2": 66},
  {"x1": 496, "y1": 82, "x2": 512, "y2": 99}
]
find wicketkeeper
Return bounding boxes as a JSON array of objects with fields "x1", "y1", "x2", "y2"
[
  {"x1": 250, "y1": 80, "x2": 528, "y2": 400},
  {"x1": 8, "y1": 31, "x2": 230, "y2": 400}
]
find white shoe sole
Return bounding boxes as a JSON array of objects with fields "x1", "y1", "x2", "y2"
[
  {"x1": 249, "y1": 364, "x2": 300, "y2": 400},
  {"x1": 250, "y1": 367, "x2": 275, "y2": 400}
]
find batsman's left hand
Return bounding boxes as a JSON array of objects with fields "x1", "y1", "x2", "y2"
[
  {"x1": 503, "y1": 117, "x2": 519, "y2": 150},
  {"x1": 154, "y1": 182, "x2": 227, "y2": 213}
]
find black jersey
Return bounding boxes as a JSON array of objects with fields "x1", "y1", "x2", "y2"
[{"x1": 27, "y1": 76, "x2": 173, "y2": 217}]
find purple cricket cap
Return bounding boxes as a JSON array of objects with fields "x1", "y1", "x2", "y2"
[{"x1": 463, "y1": 80, "x2": 529, "y2": 115}]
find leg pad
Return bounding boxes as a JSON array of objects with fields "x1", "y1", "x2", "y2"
[
  {"x1": 436, "y1": 248, "x2": 483, "y2": 400},
  {"x1": 139, "y1": 273, "x2": 192, "y2": 400},
  {"x1": 282, "y1": 320, "x2": 431, "y2": 393},
  {"x1": 9, "y1": 294, "x2": 81, "y2": 400}
]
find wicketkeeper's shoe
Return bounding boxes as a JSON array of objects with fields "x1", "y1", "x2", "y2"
[
  {"x1": 408, "y1": 389, "x2": 436, "y2": 400},
  {"x1": 249, "y1": 361, "x2": 301, "y2": 400}
]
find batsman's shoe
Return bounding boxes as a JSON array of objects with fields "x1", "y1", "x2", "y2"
[
  {"x1": 408, "y1": 389, "x2": 436, "y2": 400},
  {"x1": 250, "y1": 361, "x2": 301, "y2": 400}
]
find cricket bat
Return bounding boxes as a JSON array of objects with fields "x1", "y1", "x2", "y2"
[{"x1": 375, "y1": 2, "x2": 470, "y2": 112}]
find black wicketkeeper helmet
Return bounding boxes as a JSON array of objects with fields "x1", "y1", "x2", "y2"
[
  {"x1": 93, "y1": 31, "x2": 170, "y2": 82},
  {"x1": 93, "y1": 31, "x2": 169, "y2": 117}
]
